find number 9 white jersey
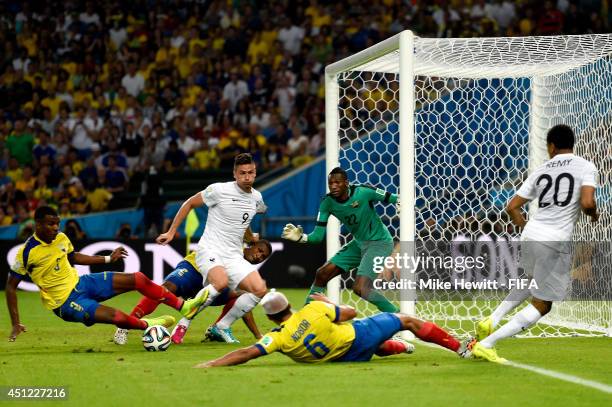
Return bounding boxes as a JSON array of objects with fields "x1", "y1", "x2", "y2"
[
  {"x1": 198, "y1": 181, "x2": 266, "y2": 256},
  {"x1": 517, "y1": 153, "x2": 598, "y2": 241}
]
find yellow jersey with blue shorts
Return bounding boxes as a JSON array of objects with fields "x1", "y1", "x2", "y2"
[
  {"x1": 255, "y1": 301, "x2": 356, "y2": 363},
  {"x1": 11, "y1": 233, "x2": 78, "y2": 310}
]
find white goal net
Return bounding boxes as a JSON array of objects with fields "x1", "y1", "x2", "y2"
[{"x1": 325, "y1": 32, "x2": 612, "y2": 338}]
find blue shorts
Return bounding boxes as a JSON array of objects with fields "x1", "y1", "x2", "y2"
[
  {"x1": 164, "y1": 261, "x2": 229, "y2": 305},
  {"x1": 53, "y1": 272, "x2": 116, "y2": 326},
  {"x1": 335, "y1": 313, "x2": 401, "y2": 362},
  {"x1": 164, "y1": 261, "x2": 203, "y2": 299}
]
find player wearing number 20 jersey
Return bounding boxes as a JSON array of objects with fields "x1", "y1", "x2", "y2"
[
  {"x1": 468, "y1": 125, "x2": 599, "y2": 364},
  {"x1": 517, "y1": 153, "x2": 597, "y2": 242}
]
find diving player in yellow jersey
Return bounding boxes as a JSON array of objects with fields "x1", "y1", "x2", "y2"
[
  {"x1": 6, "y1": 206, "x2": 207, "y2": 342},
  {"x1": 196, "y1": 291, "x2": 468, "y2": 367}
]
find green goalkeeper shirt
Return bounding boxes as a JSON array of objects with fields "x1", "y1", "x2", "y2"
[{"x1": 306, "y1": 185, "x2": 398, "y2": 244}]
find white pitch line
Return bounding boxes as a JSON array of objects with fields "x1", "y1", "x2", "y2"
[
  {"x1": 504, "y1": 360, "x2": 612, "y2": 394},
  {"x1": 414, "y1": 340, "x2": 612, "y2": 395}
]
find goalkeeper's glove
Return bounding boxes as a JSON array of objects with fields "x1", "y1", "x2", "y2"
[{"x1": 282, "y1": 223, "x2": 307, "y2": 243}]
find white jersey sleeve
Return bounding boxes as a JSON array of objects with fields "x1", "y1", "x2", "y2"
[
  {"x1": 516, "y1": 172, "x2": 538, "y2": 201},
  {"x1": 201, "y1": 184, "x2": 222, "y2": 207},
  {"x1": 519, "y1": 154, "x2": 598, "y2": 241},
  {"x1": 581, "y1": 162, "x2": 598, "y2": 188}
]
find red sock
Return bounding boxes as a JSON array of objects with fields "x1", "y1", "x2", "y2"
[
  {"x1": 215, "y1": 296, "x2": 238, "y2": 323},
  {"x1": 415, "y1": 321, "x2": 460, "y2": 352},
  {"x1": 112, "y1": 310, "x2": 147, "y2": 330},
  {"x1": 130, "y1": 296, "x2": 161, "y2": 318},
  {"x1": 133, "y1": 272, "x2": 182, "y2": 311},
  {"x1": 376, "y1": 339, "x2": 408, "y2": 356}
]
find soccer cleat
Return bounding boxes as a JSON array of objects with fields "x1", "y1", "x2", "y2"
[
  {"x1": 391, "y1": 336, "x2": 415, "y2": 354},
  {"x1": 142, "y1": 315, "x2": 176, "y2": 329},
  {"x1": 202, "y1": 325, "x2": 223, "y2": 343},
  {"x1": 208, "y1": 324, "x2": 240, "y2": 344},
  {"x1": 458, "y1": 338, "x2": 477, "y2": 358},
  {"x1": 113, "y1": 328, "x2": 129, "y2": 345},
  {"x1": 180, "y1": 289, "x2": 209, "y2": 319},
  {"x1": 171, "y1": 324, "x2": 189, "y2": 344},
  {"x1": 476, "y1": 317, "x2": 494, "y2": 341},
  {"x1": 469, "y1": 342, "x2": 508, "y2": 364}
]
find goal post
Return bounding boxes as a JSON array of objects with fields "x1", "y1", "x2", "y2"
[
  {"x1": 324, "y1": 30, "x2": 612, "y2": 338},
  {"x1": 325, "y1": 31, "x2": 417, "y2": 315}
]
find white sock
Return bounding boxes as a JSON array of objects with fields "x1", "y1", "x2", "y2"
[
  {"x1": 200, "y1": 284, "x2": 220, "y2": 307},
  {"x1": 187, "y1": 285, "x2": 222, "y2": 321},
  {"x1": 177, "y1": 317, "x2": 192, "y2": 328},
  {"x1": 490, "y1": 288, "x2": 531, "y2": 327},
  {"x1": 216, "y1": 293, "x2": 261, "y2": 330},
  {"x1": 481, "y1": 304, "x2": 542, "y2": 348}
]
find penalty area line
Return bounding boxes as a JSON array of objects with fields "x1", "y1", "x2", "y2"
[{"x1": 414, "y1": 340, "x2": 612, "y2": 395}]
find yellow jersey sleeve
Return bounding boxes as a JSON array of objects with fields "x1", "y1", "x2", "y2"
[
  {"x1": 10, "y1": 245, "x2": 27, "y2": 277},
  {"x1": 255, "y1": 331, "x2": 282, "y2": 355}
]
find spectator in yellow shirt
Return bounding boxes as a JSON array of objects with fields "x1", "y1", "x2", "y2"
[{"x1": 15, "y1": 166, "x2": 35, "y2": 193}]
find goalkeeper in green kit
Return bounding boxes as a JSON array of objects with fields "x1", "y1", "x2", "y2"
[{"x1": 282, "y1": 167, "x2": 400, "y2": 312}]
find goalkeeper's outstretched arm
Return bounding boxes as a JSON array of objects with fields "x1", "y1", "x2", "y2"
[{"x1": 281, "y1": 199, "x2": 331, "y2": 244}]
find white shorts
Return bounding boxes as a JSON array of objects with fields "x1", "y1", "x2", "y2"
[
  {"x1": 195, "y1": 247, "x2": 256, "y2": 290},
  {"x1": 520, "y1": 240, "x2": 571, "y2": 302}
]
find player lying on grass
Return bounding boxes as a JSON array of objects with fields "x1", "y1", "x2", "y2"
[
  {"x1": 282, "y1": 167, "x2": 400, "y2": 313},
  {"x1": 196, "y1": 291, "x2": 468, "y2": 367},
  {"x1": 6, "y1": 206, "x2": 207, "y2": 342},
  {"x1": 114, "y1": 239, "x2": 272, "y2": 345},
  {"x1": 468, "y1": 124, "x2": 599, "y2": 363}
]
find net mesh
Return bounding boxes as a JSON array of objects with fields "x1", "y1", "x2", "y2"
[{"x1": 333, "y1": 34, "x2": 612, "y2": 338}]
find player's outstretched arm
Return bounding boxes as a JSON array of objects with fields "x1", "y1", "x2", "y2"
[
  {"x1": 505, "y1": 195, "x2": 529, "y2": 229},
  {"x1": 71, "y1": 247, "x2": 128, "y2": 265},
  {"x1": 282, "y1": 199, "x2": 330, "y2": 244},
  {"x1": 580, "y1": 186, "x2": 598, "y2": 222},
  {"x1": 157, "y1": 192, "x2": 204, "y2": 245},
  {"x1": 195, "y1": 345, "x2": 264, "y2": 368},
  {"x1": 6, "y1": 274, "x2": 26, "y2": 342}
]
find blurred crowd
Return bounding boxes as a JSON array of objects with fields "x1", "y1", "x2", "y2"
[{"x1": 0, "y1": 0, "x2": 608, "y2": 235}]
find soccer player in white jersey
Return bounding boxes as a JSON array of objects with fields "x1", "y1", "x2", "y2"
[
  {"x1": 468, "y1": 124, "x2": 598, "y2": 363},
  {"x1": 156, "y1": 153, "x2": 268, "y2": 343}
]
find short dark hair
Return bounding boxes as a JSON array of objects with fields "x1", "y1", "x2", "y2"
[
  {"x1": 267, "y1": 305, "x2": 292, "y2": 322},
  {"x1": 234, "y1": 153, "x2": 254, "y2": 167},
  {"x1": 547, "y1": 124, "x2": 575, "y2": 150},
  {"x1": 34, "y1": 206, "x2": 58, "y2": 221},
  {"x1": 329, "y1": 167, "x2": 348, "y2": 180},
  {"x1": 255, "y1": 239, "x2": 272, "y2": 255}
]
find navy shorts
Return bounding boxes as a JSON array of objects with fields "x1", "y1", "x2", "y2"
[
  {"x1": 53, "y1": 272, "x2": 116, "y2": 326},
  {"x1": 336, "y1": 313, "x2": 401, "y2": 362},
  {"x1": 164, "y1": 260, "x2": 229, "y2": 305},
  {"x1": 164, "y1": 260, "x2": 203, "y2": 299}
]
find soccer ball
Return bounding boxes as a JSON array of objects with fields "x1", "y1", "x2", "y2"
[{"x1": 142, "y1": 325, "x2": 171, "y2": 351}]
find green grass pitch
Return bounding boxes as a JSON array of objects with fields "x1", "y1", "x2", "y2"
[{"x1": 1, "y1": 289, "x2": 611, "y2": 406}]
